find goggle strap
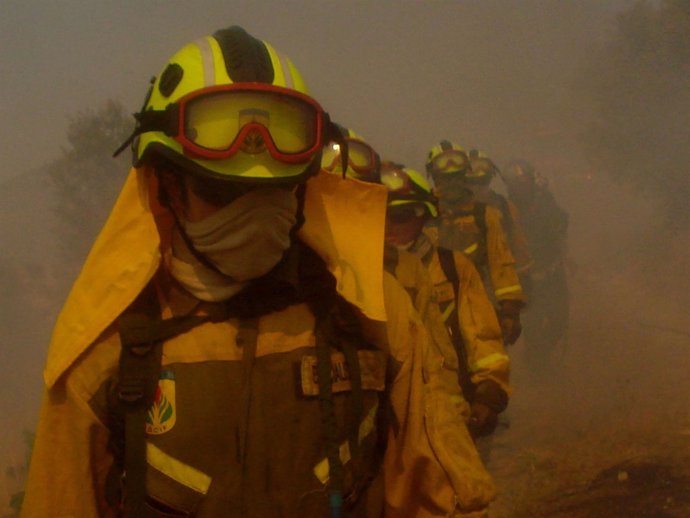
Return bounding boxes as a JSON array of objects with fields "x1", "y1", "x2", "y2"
[
  {"x1": 112, "y1": 129, "x2": 138, "y2": 158},
  {"x1": 113, "y1": 76, "x2": 159, "y2": 158},
  {"x1": 136, "y1": 104, "x2": 180, "y2": 137},
  {"x1": 328, "y1": 120, "x2": 349, "y2": 179}
]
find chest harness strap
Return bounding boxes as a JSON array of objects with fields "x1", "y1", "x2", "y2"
[
  {"x1": 436, "y1": 247, "x2": 475, "y2": 401},
  {"x1": 108, "y1": 281, "x2": 213, "y2": 518}
]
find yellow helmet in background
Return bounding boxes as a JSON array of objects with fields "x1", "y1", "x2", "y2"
[
  {"x1": 425, "y1": 139, "x2": 470, "y2": 177},
  {"x1": 380, "y1": 161, "x2": 439, "y2": 218},
  {"x1": 321, "y1": 125, "x2": 381, "y2": 183},
  {"x1": 467, "y1": 149, "x2": 499, "y2": 186},
  {"x1": 116, "y1": 26, "x2": 334, "y2": 184}
]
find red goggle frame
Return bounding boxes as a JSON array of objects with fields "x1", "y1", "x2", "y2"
[{"x1": 140, "y1": 83, "x2": 330, "y2": 164}]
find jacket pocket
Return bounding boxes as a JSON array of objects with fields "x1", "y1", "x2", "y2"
[
  {"x1": 145, "y1": 442, "x2": 212, "y2": 517},
  {"x1": 144, "y1": 495, "x2": 192, "y2": 517}
]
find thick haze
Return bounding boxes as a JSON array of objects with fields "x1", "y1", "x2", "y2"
[
  {"x1": 3, "y1": 1, "x2": 689, "y2": 512},
  {"x1": 1, "y1": 0, "x2": 629, "y2": 180}
]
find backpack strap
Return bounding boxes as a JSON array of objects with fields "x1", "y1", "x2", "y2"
[
  {"x1": 473, "y1": 202, "x2": 489, "y2": 267},
  {"x1": 302, "y1": 242, "x2": 379, "y2": 517},
  {"x1": 436, "y1": 247, "x2": 475, "y2": 401},
  {"x1": 107, "y1": 280, "x2": 211, "y2": 517},
  {"x1": 495, "y1": 194, "x2": 514, "y2": 242}
]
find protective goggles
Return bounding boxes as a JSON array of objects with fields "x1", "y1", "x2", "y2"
[
  {"x1": 380, "y1": 165, "x2": 438, "y2": 214},
  {"x1": 468, "y1": 157, "x2": 497, "y2": 178},
  {"x1": 321, "y1": 137, "x2": 380, "y2": 182},
  {"x1": 427, "y1": 149, "x2": 470, "y2": 175},
  {"x1": 138, "y1": 83, "x2": 329, "y2": 164}
]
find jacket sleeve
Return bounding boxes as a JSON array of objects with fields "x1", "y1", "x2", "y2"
[
  {"x1": 379, "y1": 273, "x2": 495, "y2": 518},
  {"x1": 454, "y1": 253, "x2": 511, "y2": 396},
  {"x1": 22, "y1": 358, "x2": 116, "y2": 517},
  {"x1": 485, "y1": 207, "x2": 524, "y2": 303},
  {"x1": 506, "y1": 200, "x2": 534, "y2": 276}
]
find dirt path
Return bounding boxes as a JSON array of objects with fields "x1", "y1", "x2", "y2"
[{"x1": 486, "y1": 249, "x2": 690, "y2": 517}]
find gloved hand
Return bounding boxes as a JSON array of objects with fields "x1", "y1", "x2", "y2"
[
  {"x1": 497, "y1": 300, "x2": 523, "y2": 345},
  {"x1": 468, "y1": 402, "x2": 498, "y2": 438},
  {"x1": 468, "y1": 380, "x2": 508, "y2": 439}
]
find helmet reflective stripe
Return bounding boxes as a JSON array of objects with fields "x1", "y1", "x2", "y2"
[
  {"x1": 276, "y1": 51, "x2": 294, "y2": 90},
  {"x1": 193, "y1": 37, "x2": 216, "y2": 88}
]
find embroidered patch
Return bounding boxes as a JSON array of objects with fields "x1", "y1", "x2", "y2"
[
  {"x1": 300, "y1": 351, "x2": 386, "y2": 396},
  {"x1": 146, "y1": 370, "x2": 176, "y2": 435}
]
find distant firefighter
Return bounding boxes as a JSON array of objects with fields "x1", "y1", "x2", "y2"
[
  {"x1": 465, "y1": 150, "x2": 533, "y2": 280},
  {"x1": 502, "y1": 160, "x2": 570, "y2": 378},
  {"x1": 425, "y1": 141, "x2": 525, "y2": 346}
]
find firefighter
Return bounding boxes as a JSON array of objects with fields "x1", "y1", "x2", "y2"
[
  {"x1": 425, "y1": 140, "x2": 525, "y2": 346},
  {"x1": 22, "y1": 26, "x2": 494, "y2": 518},
  {"x1": 465, "y1": 149, "x2": 533, "y2": 281},
  {"x1": 378, "y1": 162, "x2": 510, "y2": 441},
  {"x1": 502, "y1": 159, "x2": 570, "y2": 378}
]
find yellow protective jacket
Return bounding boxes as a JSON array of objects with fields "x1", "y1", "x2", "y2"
[
  {"x1": 503, "y1": 198, "x2": 533, "y2": 276},
  {"x1": 22, "y1": 169, "x2": 494, "y2": 518},
  {"x1": 427, "y1": 203, "x2": 525, "y2": 304},
  {"x1": 477, "y1": 190, "x2": 533, "y2": 277},
  {"x1": 389, "y1": 242, "x2": 510, "y2": 401}
]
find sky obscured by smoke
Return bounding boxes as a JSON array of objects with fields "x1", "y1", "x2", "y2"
[{"x1": 1, "y1": 0, "x2": 631, "y2": 181}]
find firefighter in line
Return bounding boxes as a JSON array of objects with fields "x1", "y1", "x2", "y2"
[
  {"x1": 322, "y1": 132, "x2": 510, "y2": 443},
  {"x1": 465, "y1": 149, "x2": 533, "y2": 283},
  {"x1": 502, "y1": 159, "x2": 570, "y2": 379},
  {"x1": 425, "y1": 140, "x2": 525, "y2": 346},
  {"x1": 22, "y1": 26, "x2": 494, "y2": 518}
]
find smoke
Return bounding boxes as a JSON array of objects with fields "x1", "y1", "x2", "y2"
[{"x1": 1, "y1": 1, "x2": 689, "y2": 511}]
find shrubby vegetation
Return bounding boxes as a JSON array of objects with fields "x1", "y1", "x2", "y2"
[{"x1": 579, "y1": 0, "x2": 690, "y2": 230}]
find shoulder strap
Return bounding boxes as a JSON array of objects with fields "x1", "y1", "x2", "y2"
[
  {"x1": 109, "y1": 281, "x2": 163, "y2": 518},
  {"x1": 108, "y1": 280, "x2": 211, "y2": 518},
  {"x1": 437, "y1": 247, "x2": 458, "y2": 286},
  {"x1": 473, "y1": 202, "x2": 488, "y2": 262},
  {"x1": 302, "y1": 242, "x2": 382, "y2": 516},
  {"x1": 495, "y1": 194, "x2": 514, "y2": 241},
  {"x1": 436, "y1": 248, "x2": 474, "y2": 400}
]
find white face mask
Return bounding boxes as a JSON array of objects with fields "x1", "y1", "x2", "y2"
[{"x1": 168, "y1": 187, "x2": 298, "y2": 300}]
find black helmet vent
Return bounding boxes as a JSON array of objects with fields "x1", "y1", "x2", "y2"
[
  {"x1": 213, "y1": 26, "x2": 274, "y2": 84},
  {"x1": 159, "y1": 63, "x2": 184, "y2": 98}
]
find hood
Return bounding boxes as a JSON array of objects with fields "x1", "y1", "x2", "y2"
[{"x1": 44, "y1": 167, "x2": 388, "y2": 388}]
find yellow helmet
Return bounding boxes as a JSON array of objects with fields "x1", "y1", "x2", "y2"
[
  {"x1": 466, "y1": 149, "x2": 499, "y2": 185},
  {"x1": 425, "y1": 140, "x2": 470, "y2": 177},
  {"x1": 380, "y1": 161, "x2": 438, "y2": 218},
  {"x1": 321, "y1": 125, "x2": 381, "y2": 183},
  {"x1": 116, "y1": 26, "x2": 335, "y2": 184}
]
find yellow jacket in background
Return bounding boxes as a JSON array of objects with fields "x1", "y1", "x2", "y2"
[
  {"x1": 388, "y1": 243, "x2": 511, "y2": 401},
  {"x1": 427, "y1": 203, "x2": 524, "y2": 304}
]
